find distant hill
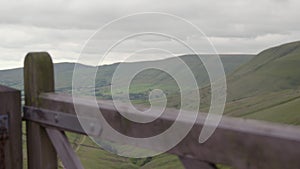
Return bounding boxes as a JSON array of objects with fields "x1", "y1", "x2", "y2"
[
  {"x1": 0, "y1": 54, "x2": 253, "y2": 169},
  {"x1": 0, "y1": 67, "x2": 23, "y2": 90},
  {"x1": 0, "y1": 54, "x2": 253, "y2": 95},
  {"x1": 1, "y1": 41, "x2": 300, "y2": 125},
  {"x1": 149, "y1": 41, "x2": 300, "y2": 125},
  {"x1": 227, "y1": 41, "x2": 300, "y2": 100},
  {"x1": 214, "y1": 41, "x2": 300, "y2": 124}
]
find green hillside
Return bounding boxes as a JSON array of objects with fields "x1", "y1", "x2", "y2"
[
  {"x1": 245, "y1": 95, "x2": 300, "y2": 125},
  {"x1": 0, "y1": 54, "x2": 253, "y2": 169},
  {"x1": 0, "y1": 54, "x2": 253, "y2": 98},
  {"x1": 219, "y1": 41, "x2": 300, "y2": 124},
  {"x1": 156, "y1": 41, "x2": 300, "y2": 125},
  {"x1": 227, "y1": 41, "x2": 300, "y2": 100},
  {"x1": 75, "y1": 41, "x2": 300, "y2": 169},
  {"x1": 2, "y1": 40, "x2": 300, "y2": 168}
]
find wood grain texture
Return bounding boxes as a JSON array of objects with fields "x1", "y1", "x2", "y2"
[
  {"x1": 24, "y1": 52, "x2": 57, "y2": 169},
  {"x1": 23, "y1": 106, "x2": 102, "y2": 136},
  {"x1": 0, "y1": 85, "x2": 22, "y2": 169},
  {"x1": 39, "y1": 92, "x2": 300, "y2": 169}
]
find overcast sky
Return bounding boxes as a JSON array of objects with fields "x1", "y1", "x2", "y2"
[{"x1": 0, "y1": 0, "x2": 300, "y2": 69}]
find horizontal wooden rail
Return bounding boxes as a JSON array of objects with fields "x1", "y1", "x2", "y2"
[
  {"x1": 23, "y1": 106, "x2": 102, "y2": 136},
  {"x1": 37, "y1": 92, "x2": 300, "y2": 169}
]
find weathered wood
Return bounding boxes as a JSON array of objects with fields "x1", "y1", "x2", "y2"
[
  {"x1": 39, "y1": 92, "x2": 300, "y2": 169},
  {"x1": 23, "y1": 106, "x2": 102, "y2": 136},
  {"x1": 46, "y1": 128, "x2": 84, "y2": 169},
  {"x1": 179, "y1": 157, "x2": 217, "y2": 169},
  {"x1": 0, "y1": 85, "x2": 22, "y2": 169},
  {"x1": 24, "y1": 52, "x2": 57, "y2": 169}
]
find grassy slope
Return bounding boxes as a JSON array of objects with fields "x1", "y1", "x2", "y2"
[
  {"x1": 0, "y1": 54, "x2": 253, "y2": 93},
  {"x1": 219, "y1": 41, "x2": 300, "y2": 125},
  {"x1": 244, "y1": 93, "x2": 300, "y2": 125},
  {"x1": 193, "y1": 41, "x2": 300, "y2": 169},
  {"x1": 227, "y1": 41, "x2": 300, "y2": 100}
]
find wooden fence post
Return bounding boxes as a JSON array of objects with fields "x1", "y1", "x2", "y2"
[
  {"x1": 0, "y1": 85, "x2": 22, "y2": 169},
  {"x1": 24, "y1": 52, "x2": 57, "y2": 169}
]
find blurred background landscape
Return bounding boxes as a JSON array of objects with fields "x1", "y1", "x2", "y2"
[{"x1": 1, "y1": 41, "x2": 300, "y2": 168}]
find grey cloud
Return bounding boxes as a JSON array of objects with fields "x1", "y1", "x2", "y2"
[{"x1": 0, "y1": 0, "x2": 300, "y2": 69}]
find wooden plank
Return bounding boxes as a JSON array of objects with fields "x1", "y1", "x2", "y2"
[
  {"x1": 0, "y1": 85, "x2": 22, "y2": 169},
  {"x1": 179, "y1": 157, "x2": 217, "y2": 169},
  {"x1": 46, "y1": 128, "x2": 84, "y2": 169},
  {"x1": 23, "y1": 106, "x2": 102, "y2": 136},
  {"x1": 24, "y1": 52, "x2": 57, "y2": 169},
  {"x1": 39, "y1": 92, "x2": 300, "y2": 169}
]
